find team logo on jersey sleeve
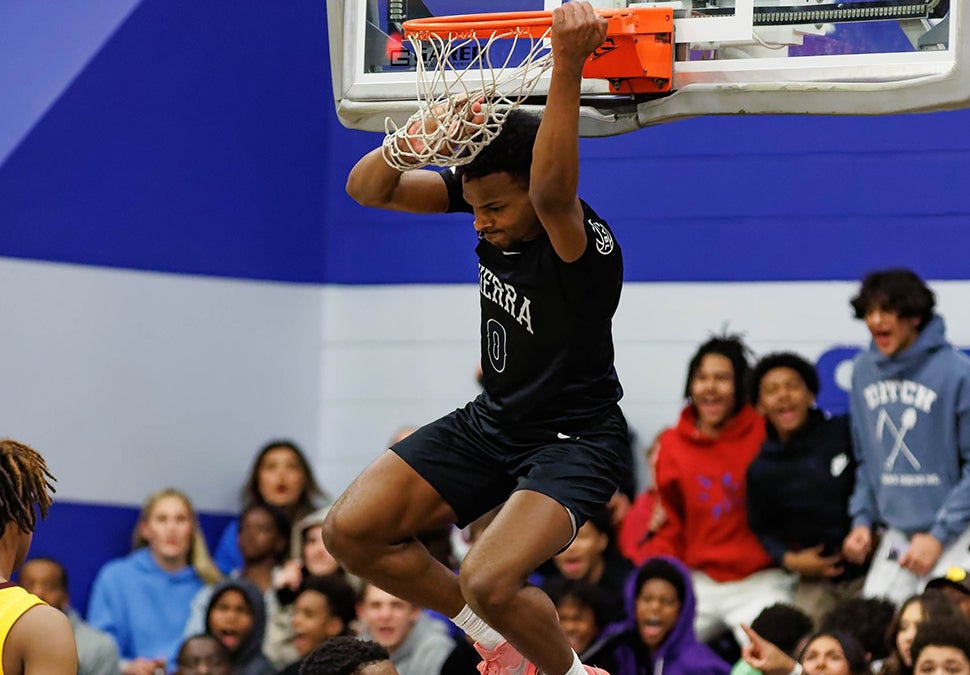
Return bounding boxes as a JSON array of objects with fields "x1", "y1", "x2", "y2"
[
  {"x1": 590, "y1": 220, "x2": 614, "y2": 255},
  {"x1": 831, "y1": 453, "x2": 849, "y2": 477}
]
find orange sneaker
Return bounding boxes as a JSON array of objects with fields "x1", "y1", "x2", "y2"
[{"x1": 473, "y1": 641, "x2": 538, "y2": 675}]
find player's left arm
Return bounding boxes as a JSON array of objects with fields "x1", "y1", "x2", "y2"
[
  {"x1": 529, "y1": 1, "x2": 606, "y2": 263},
  {"x1": 10, "y1": 604, "x2": 78, "y2": 675}
]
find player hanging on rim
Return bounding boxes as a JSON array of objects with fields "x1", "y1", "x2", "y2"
[
  {"x1": 323, "y1": 4, "x2": 625, "y2": 675},
  {"x1": 0, "y1": 439, "x2": 77, "y2": 674}
]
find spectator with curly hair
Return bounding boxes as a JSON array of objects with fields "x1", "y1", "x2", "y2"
[
  {"x1": 910, "y1": 617, "x2": 970, "y2": 675},
  {"x1": 301, "y1": 636, "x2": 398, "y2": 675},
  {"x1": 746, "y1": 352, "x2": 864, "y2": 625}
]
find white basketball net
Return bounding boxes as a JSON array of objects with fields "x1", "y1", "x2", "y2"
[{"x1": 381, "y1": 28, "x2": 554, "y2": 171}]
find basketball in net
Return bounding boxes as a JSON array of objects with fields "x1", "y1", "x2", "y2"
[{"x1": 381, "y1": 8, "x2": 674, "y2": 171}]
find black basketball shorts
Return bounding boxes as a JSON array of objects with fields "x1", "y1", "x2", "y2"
[{"x1": 390, "y1": 399, "x2": 630, "y2": 532}]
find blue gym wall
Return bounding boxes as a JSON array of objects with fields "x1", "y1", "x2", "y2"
[{"x1": 2, "y1": 0, "x2": 969, "y2": 616}]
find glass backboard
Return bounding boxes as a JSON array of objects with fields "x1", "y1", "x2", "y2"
[{"x1": 327, "y1": 0, "x2": 964, "y2": 135}]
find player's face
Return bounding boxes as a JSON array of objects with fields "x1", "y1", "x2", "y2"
[
  {"x1": 357, "y1": 586, "x2": 421, "y2": 653},
  {"x1": 690, "y1": 353, "x2": 736, "y2": 435},
  {"x1": 801, "y1": 635, "x2": 852, "y2": 675},
  {"x1": 19, "y1": 559, "x2": 68, "y2": 610},
  {"x1": 140, "y1": 494, "x2": 194, "y2": 568},
  {"x1": 864, "y1": 306, "x2": 921, "y2": 356},
  {"x1": 553, "y1": 521, "x2": 608, "y2": 581},
  {"x1": 914, "y1": 645, "x2": 970, "y2": 675},
  {"x1": 756, "y1": 366, "x2": 814, "y2": 441},
  {"x1": 463, "y1": 172, "x2": 543, "y2": 251},
  {"x1": 208, "y1": 589, "x2": 255, "y2": 655},
  {"x1": 635, "y1": 578, "x2": 681, "y2": 650},
  {"x1": 257, "y1": 446, "x2": 307, "y2": 509}
]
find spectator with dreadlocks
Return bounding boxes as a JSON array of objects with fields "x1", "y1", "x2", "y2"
[
  {"x1": 650, "y1": 335, "x2": 794, "y2": 649},
  {"x1": 0, "y1": 438, "x2": 77, "y2": 674}
]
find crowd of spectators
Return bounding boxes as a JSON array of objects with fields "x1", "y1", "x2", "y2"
[{"x1": 19, "y1": 266, "x2": 970, "y2": 675}]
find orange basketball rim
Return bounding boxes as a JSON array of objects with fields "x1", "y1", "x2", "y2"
[{"x1": 403, "y1": 7, "x2": 675, "y2": 96}]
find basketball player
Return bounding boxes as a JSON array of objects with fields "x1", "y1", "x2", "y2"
[
  {"x1": 0, "y1": 439, "x2": 77, "y2": 674},
  {"x1": 323, "y1": 4, "x2": 624, "y2": 675}
]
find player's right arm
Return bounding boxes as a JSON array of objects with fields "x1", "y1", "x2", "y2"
[
  {"x1": 346, "y1": 147, "x2": 450, "y2": 214},
  {"x1": 6, "y1": 604, "x2": 78, "y2": 675}
]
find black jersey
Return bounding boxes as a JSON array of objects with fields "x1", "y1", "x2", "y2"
[{"x1": 443, "y1": 169, "x2": 624, "y2": 431}]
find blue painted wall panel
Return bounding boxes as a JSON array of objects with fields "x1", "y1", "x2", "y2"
[
  {"x1": 2, "y1": 2, "x2": 969, "y2": 285},
  {"x1": 0, "y1": 0, "x2": 330, "y2": 282}
]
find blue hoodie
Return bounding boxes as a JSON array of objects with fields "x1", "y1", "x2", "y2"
[
  {"x1": 848, "y1": 314, "x2": 970, "y2": 544},
  {"x1": 586, "y1": 556, "x2": 729, "y2": 675},
  {"x1": 87, "y1": 548, "x2": 205, "y2": 664}
]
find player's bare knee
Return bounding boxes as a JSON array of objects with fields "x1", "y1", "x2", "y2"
[
  {"x1": 459, "y1": 561, "x2": 519, "y2": 617},
  {"x1": 321, "y1": 503, "x2": 370, "y2": 572},
  {"x1": 320, "y1": 508, "x2": 342, "y2": 556}
]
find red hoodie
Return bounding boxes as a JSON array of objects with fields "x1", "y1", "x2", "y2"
[
  {"x1": 617, "y1": 487, "x2": 665, "y2": 565},
  {"x1": 650, "y1": 404, "x2": 773, "y2": 582}
]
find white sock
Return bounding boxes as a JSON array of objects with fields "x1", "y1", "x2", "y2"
[
  {"x1": 451, "y1": 604, "x2": 505, "y2": 649},
  {"x1": 563, "y1": 652, "x2": 587, "y2": 675}
]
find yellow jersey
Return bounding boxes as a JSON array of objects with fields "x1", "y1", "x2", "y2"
[{"x1": 0, "y1": 583, "x2": 45, "y2": 675}]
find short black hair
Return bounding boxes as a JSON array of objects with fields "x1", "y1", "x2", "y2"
[
  {"x1": 820, "y1": 595, "x2": 897, "y2": 662},
  {"x1": 634, "y1": 557, "x2": 686, "y2": 605},
  {"x1": 299, "y1": 574, "x2": 358, "y2": 634},
  {"x1": 684, "y1": 333, "x2": 752, "y2": 417},
  {"x1": 300, "y1": 636, "x2": 390, "y2": 675},
  {"x1": 582, "y1": 505, "x2": 618, "y2": 546},
  {"x1": 543, "y1": 576, "x2": 613, "y2": 632},
  {"x1": 751, "y1": 604, "x2": 813, "y2": 657},
  {"x1": 911, "y1": 617, "x2": 970, "y2": 669},
  {"x1": 241, "y1": 502, "x2": 292, "y2": 538},
  {"x1": 241, "y1": 502, "x2": 292, "y2": 563},
  {"x1": 849, "y1": 268, "x2": 935, "y2": 329},
  {"x1": 176, "y1": 634, "x2": 230, "y2": 670},
  {"x1": 22, "y1": 557, "x2": 68, "y2": 590},
  {"x1": 749, "y1": 352, "x2": 820, "y2": 405},
  {"x1": 455, "y1": 110, "x2": 540, "y2": 186}
]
